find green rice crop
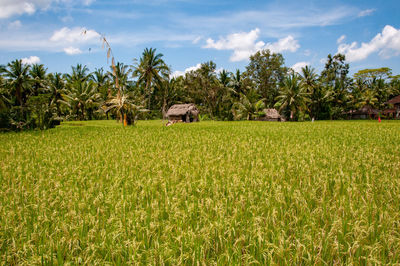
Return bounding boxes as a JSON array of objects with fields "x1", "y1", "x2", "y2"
[{"x1": 1, "y1": 120, "x2": 400, "y2": 264}]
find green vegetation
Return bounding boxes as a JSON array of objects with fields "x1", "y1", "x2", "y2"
[
  {"x1": 1, "y1": 120, "x2": 399, "y2": 264},
  {"x1": 1, "y1": 49, "x2": 400, "y2": 131}
]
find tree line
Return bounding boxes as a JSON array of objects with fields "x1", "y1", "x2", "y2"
[{"x1": 1, "y1": 48, "x2": 399, "y2": 130}]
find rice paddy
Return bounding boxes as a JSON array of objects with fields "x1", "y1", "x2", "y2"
[{"x1": 1, "y1": 120, "x2": 400, "y2": 264}]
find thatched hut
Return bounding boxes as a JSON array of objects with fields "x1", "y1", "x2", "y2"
[
  {"x1": 166, "y1": 104, "x2": 199, "y2": 123},
  {"x1": 385, "y1": 95, "x2": 400, "y2": 118},
  {"x1": 347, "y1": 105, "x2": 379, "y2": 119},
  {"x1": 258, "y1": 108, "x2": 284, "y2": 121}
]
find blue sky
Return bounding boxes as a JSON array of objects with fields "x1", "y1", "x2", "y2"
[{"x1": 0, "y1": 0, "x2": 399, "y2": 76}]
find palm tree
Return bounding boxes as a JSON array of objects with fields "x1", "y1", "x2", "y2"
[
  {"x1": 0, "y1": 59, "x2": 31, "y2": 107},
  {"x1": 300, "y1": 66, "x2": 318, "y2": 118},
  {"x1": 275, "y1": 74, "x2": 309, "y2": 121},
  {"x1": 109, "y1": 63, "x2": 131, "y2": 94},
  {"x1": 92, "y1": 68, "x2": 111, "y2": 97},
  {"x1": 29, "y1": 64, "x2": 47, "y2": 96},
  {"x1": 65, "y1": 64, "x2": 91, "y2": 84},
  {"x1": 47, "y1": 73, "x2": 65, "y2": 117},
  {"x1": 232, "y1": 89, "x2": 265, "y2": 120},
  {"x1": 105, "y1": 91, "x2": 146, "y2": 126},
  {"x1": 61, "y1": 80, "x2": 100, "y2": 120},
  {"x1": 133, "y1": 48, "x2": 169, "y2": 109}
]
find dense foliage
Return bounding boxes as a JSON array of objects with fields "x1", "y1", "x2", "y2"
[
  {"x1": 1, "y1": 120, "x2": 399, "y2": 264},
  {"x1": 1, "y1": 49, "x2": 399, "y2": 130}
]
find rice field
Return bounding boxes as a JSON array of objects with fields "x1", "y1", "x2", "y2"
[{"x1": 1, "y1": 120, "x2": 400, "y2": 264}]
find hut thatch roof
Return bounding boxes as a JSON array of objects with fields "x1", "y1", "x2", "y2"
[
  {"x1": 385, "y1": 95, "x2": 400, "y2": 105},
  {"x1": 166, "y1": 104, "x2": 199, "y2": 117},
  {"x1": 348, "y1": 105, "x2": 379, "y2": 115},
  {"x1": 263, "y1": 108, "x2": 281, "y2": 119}
]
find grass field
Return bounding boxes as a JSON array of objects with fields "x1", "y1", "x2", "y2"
[{"x1": 1, "y1": 120, "x2": 400, "y2": 264}]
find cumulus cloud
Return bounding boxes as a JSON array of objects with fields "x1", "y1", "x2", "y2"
[
  {"x1": 49, "y1": 27, "x2": 99, "y2": 54},
  {"x1": 203, "y1": 28, "x2": 299, "y2": 62},
  {"x1": 337, "y1": 35, "x2": 346, "y2": 44},
  {"x1": 171, "y1": 63, "x2": 202, "y2": 78},
  {"x1": 291, "y1": 62, "x2": 310, "y2": 73},
  {"x1": 337, "y1": 25, "x2": 400, "y2": 62},
  {"x1": 50, "y1": 27, "x2": 100, "y2": 43},
  {"x1": 64, "y1": 47, "x2": 82, "y2": 55},
  {"x1": 358, "y1": 8, "x2": 376, "y2": 17},
  {"x1": 0, "y1": 0, "x2": 96, "y2": 19},
  {"x1": 21, "y1": 56, "x2": 40, "y2": 64},
  {"x1": 0, "y1": 0, "x2": 52, "y2": 19}
]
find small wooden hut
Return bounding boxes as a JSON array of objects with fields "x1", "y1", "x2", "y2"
[
  {"x1": 166, "y1": 104, "x2": 199, "y2": 123},
  {"x1": 385, "y1": 95, "x2": 400, "y2": 118},
  {"x1": 258, "y1": 108, "x2": 284, "y2": 121},
  {"x1": 347, "y1": 105, "x2": 379, "y2": 119}
]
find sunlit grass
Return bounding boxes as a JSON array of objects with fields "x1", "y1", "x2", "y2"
[{"x1": 1, "y1": 120, "x2": 400, "y2": 264}]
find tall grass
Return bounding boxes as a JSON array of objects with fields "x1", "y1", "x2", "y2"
[{"x1": 1, "y1": 120, "x2": 399, "y2": 264}]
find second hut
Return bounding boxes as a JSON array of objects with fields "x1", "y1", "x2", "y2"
[
  {"x1": 166, "y1": 104, "x2": 199, "y2": 123},
  {"x1": 258, "y1": 108, "x2": 284, "y2": 121}
]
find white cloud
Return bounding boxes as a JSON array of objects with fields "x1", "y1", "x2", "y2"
[
  {"x1": 264, "y1": 35, "x2": 299, "y2": 53},
  {"x1": 358, "y1": 9, "x2": 376, "y2": 17},
  {"x1": 203, "y1": 28, "x2": 299, "y2": 62},
  {"x1": 8, "y1": 20, "x2": 22, "y2": 29},
  {"x1": 0, "y1": 0, "x2": 96, "y2": 19},
  {"x1": 192, "y1": 36, "x2": 202, "y2": 44},
  {"x1": 0, "y1": 0, "x2": 52, "y2": 19},
  {"x1": 291, "y1": 62, "x2": 309, "y2": 73},
  {"x1": 64, "y1": 47, "x2": 82, "y2": 55},
  {"x1": 50, "y1": 27, "x2": 100, "y2": 43},
  {"x1": 171, "y1": 63, "x2": 201, "y2": 78},
  {"x1": 21, "y1": 56, "x2": 40, "y2": 64},
  {"x1": 337, "y1": 35, "x2": 346, "y2": 44},
  {"x1": 337, "y1": 25, "x2": 400, "y2": 62}
]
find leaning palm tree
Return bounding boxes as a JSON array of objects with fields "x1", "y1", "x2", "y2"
[
  {"x1": 0, "y1": 59, "x2": 31, "y2": 107},
  {"x1": 275, "y1": 74, "x2": 309, "y2": 121},
  {"x1": 132, "y1": 48, "x2": 169, "y2": 109}
]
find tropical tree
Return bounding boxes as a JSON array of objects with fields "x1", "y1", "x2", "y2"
[
  {"x1": 29, "y1": 64, "x2": 47, "y2": 96},
  {"x1": 65, "y1": 64, "x2": 91, "y2": 84},
  {"x1": 0, "y1": 59, "x2": 31, "y2": 107},
  {"x1": 275, "y1": 74, "x2": 309, "y2": 120},
  {"x1": 133, "y1": 48, "x2": 169, "y2": 110},
  {"x1": 109, "y1": 62, "x2": 131, "y2": 93},
  {"x1": 61, "y1": 80, "x2": 99, "y2": 120},
  {"x1": 105, "y1": 91, "x2": 146, "y2": 125},
  {"x1": 47, "y1": 73, "x2": 65, "y2": 117},
  {"x1": 245, "y1": 49, "x2": 287, "y2": 107},
  {"x1": 232, "y1": 88, "x2": 265, "y2": 120}
]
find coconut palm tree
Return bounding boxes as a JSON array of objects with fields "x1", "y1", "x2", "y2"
[
  {"x1": 47, "y1": 73, "x2": 65, "y2": 117},
  {"x1": 105, "y1": 91, "x2": 146, "y2": 126},
  {"x1": 29, "y1": 64, "x2": 47, "y2": 96},
  {"x1": 65, "y1": 64, "x2": 91, "y2": 84},
  {"x1": 275, "y1": 74, "x2": 309, "y2": 121},
  {"x1": 0, "y1": 59, "x2": 31, "y2": 107},
  {"x1": 92, "y1": 68, "x2": 111, "y2": 97},
  {"x1": 61, "y1": 80, "x2": 100, "y2": 120},
  {"x1": 133, "y1": 48, "x2": 169, "y2": 109},
  {"x1": 232, "y1": 88, "x2": 265, "y2": 120},
  {"x1": 109, "y1": 62, "x2": 131, "y2": 94}
]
